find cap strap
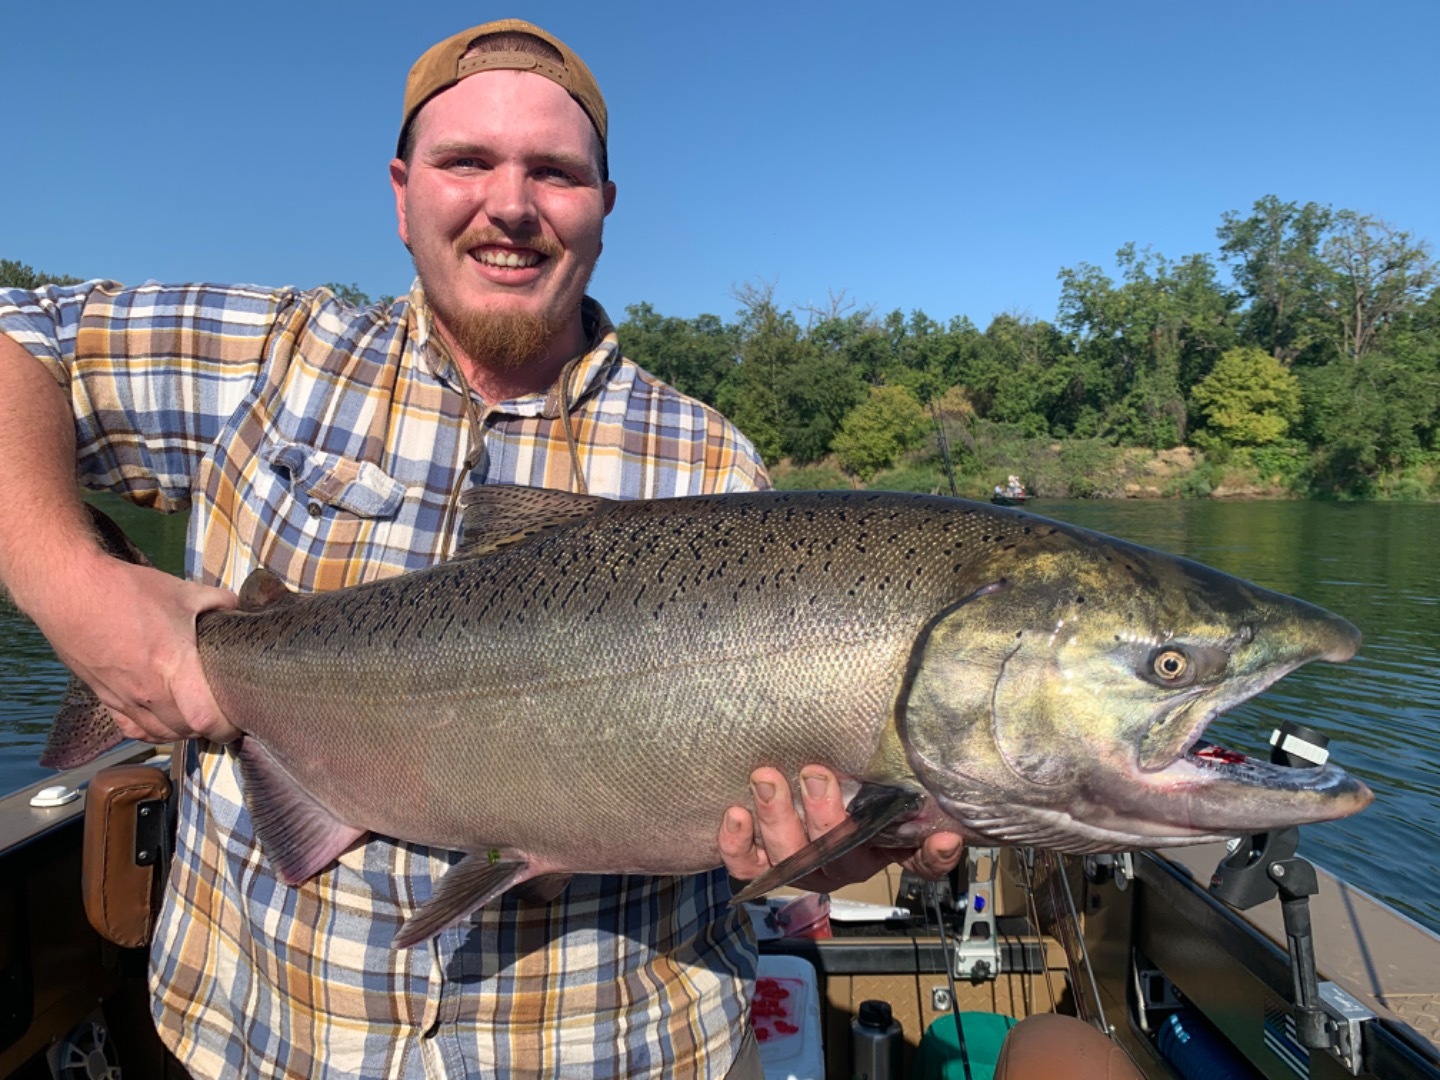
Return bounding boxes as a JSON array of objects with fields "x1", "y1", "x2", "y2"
[{"x1": 456, "y1": 51, "x2": 570, "y2": 86}]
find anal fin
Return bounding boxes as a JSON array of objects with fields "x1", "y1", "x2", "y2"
[
  {"x1": 393, "y1": 852, "x2": 529, "y2": 948},
  {"x1": 508, "y1": 873, "x2": 573, "y2": 905},
  {"x1": 234, "y1": 738, "x2": 365, "y2": 884},
  {"x1": 729, "y1": 783, "x2": 925, "y2": 905}
]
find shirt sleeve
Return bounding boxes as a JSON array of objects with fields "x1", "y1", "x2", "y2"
[
  {"x1": 0, "y1": 279, "x2": 294, "y2": 512},
  {"x1": 712, "y1": 421, "x2": 772, "y2": 494}
]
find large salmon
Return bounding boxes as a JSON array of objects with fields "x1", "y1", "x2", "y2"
[{"x1": 43, "y1": 487, "x2": 1372, "y2": 946}]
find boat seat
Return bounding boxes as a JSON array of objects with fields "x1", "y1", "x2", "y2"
[{"x1": 994, "y1": 1013, "x2": 1144, "y2": 1080}]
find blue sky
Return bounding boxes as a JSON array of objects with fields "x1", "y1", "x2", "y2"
[{"x1": 5, "y1": 1, "x2": 1437, "y2": 329}]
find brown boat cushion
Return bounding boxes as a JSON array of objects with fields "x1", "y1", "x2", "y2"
[
  {"x1": 82, "y1": 763, "x2": 172, "y2": 948},
  {"x1": 994, "y1": 1013, "x2": 1144, "y2": 1080}
]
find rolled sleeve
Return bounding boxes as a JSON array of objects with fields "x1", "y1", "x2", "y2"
[{"x1": 0, "y1": 280, "x2": 289, "y2": 511}]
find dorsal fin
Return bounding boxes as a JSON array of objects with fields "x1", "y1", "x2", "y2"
[
  {"x1": 455, "y1": 484, "x2": 611, "y2": 559},
  {"x1": 238, "y1": 568, "x2": 300, "y2": 612}
]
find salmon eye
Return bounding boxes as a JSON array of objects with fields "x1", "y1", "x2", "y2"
[
  {"x1": 1138, "y1": 642, "x2": 1228, "y2": 688},
  {"x1": 1152, "y1": 647, "x2": 1189, "y2": 681}
]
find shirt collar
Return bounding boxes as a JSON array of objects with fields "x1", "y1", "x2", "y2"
[{"x1": 407, "y1": 278, "x2": 621, "y2": 419}]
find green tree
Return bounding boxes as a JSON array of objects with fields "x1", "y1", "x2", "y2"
[
  {"x1": 619, "y1": 302, "x2": 738, "y2": 405},
  {"x1": 1057, "y1": 245, "x2": 1235, "y2": 447},
  {"x1": 1319, "y1": 211, "x2": 1435, "y2": 360},
  {"x1": 1190, "y1": 346, "x2": 1302, "y2": 446},
  {"x1": 712, "y1": 281, "x2": 868, "y2": 465},
  {"x1": 712, "y1": 283, "x2": 804, "y2": 464},
  {"x1": 1217, "y1": 196, "x2": 1333, "y2": 365},
  {"x1": 1302, "y1": 353, "x2": 1440, "y2": 493},
  {"x1": 1, "y1": 259, "x2": 83, "y2": 289},
  {"x1": 777, "y1": 350, "x2": 866, "y2": 464},
  {"x1": 323, "y1": 282, "x2": 397, "y2": 308},
  {"x1": 832, "y1": 384, "x2": 929, "y2": 481}
]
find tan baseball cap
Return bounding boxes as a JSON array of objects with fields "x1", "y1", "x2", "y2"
[{"x1": 397, "y1": 19, "x2": 607, "y2": 160}]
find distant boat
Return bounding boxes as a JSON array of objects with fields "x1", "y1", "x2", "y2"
[{"x1": 990, "y1": 492, "x2": 1034, "y2": 507}]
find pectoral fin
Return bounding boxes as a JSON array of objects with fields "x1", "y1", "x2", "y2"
[
  {"x1": 393, "y1": 852, "x2": 529, "y2": 948},
  {"x1": 729, "y1": 783, "x2": 926, "y2": 905},
  {"x1": 234, "y1": 738, "x2": 365, "y2": 884}
]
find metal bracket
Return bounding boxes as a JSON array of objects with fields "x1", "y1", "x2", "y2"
[
  {"x1": 954, "y1": 847, "x2": 1002, "y2": 981},
  {"x1": 1318, "y1": 981, "x2": 1374, "y2": 1076},
  {"x1": 134, "y1": 798, "x2": 168, "y2": 867},
  {"x1": 1137, "y1": 967, "x2": 1183, "y2": 1012},
  {"x1": 1083, "y1": 852, "x2": 1134, "y2": 891}
]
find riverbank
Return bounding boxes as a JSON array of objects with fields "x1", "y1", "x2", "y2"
[{"x1": 773, "y1": 443, "x2": 1440, "y2": 501}]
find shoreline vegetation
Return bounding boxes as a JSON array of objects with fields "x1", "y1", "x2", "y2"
[{"x1": 6, "y1": 195, "x2": 1437, "y2": 502}]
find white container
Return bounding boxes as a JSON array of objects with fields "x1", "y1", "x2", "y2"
[{"x1": 754, "y1": 953, "x2": 824, "y2": 1080}]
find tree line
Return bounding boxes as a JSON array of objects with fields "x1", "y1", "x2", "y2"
[
  {"x1": 620, "y1": 196, "x2": 1438, "y2": 499},
  {"x1": 6, "y1": 195, "x2": 1436, "y2": 498}
]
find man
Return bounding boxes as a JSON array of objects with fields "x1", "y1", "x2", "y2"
[{"x1": 0, "y1": 19, "x2": 962, "y2": 1077}]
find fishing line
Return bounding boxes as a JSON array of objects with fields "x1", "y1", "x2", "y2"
[
  {"x1": 1052, "y1": 852, "x2": 1109, "y2": 1035},
  {"x1": 927, "y1": 879, "x2": 974, "y2": 1080},
  {"x1": 1016, "y1": 849, "x2": 1059, "y2": 1013},
  {"x1": 1038, "y1": 851, "x2": 1088, "y2": 1023}
]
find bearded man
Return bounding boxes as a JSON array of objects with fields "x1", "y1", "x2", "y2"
[{"x1": 0, "y1": 19, "x2": 962, "y2": 1077}]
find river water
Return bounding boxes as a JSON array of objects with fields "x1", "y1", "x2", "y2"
[{"x1": 2, "y1": 496, "x2": 1438, "y2": 932}]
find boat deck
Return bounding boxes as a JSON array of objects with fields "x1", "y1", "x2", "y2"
[{"x1": 1165, "y1": 844, "x2": 1440, "y2": 1049}]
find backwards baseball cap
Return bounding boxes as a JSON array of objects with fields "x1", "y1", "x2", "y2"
[{"x1": 397, "y1": 19, "x2": 607, "y2": 161}]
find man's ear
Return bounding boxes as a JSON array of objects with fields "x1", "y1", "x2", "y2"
[
  {"x1": 390, "y1": 159, "x2": 410, "y2": 247},
  {"x1": 602, "y1": 180, "x2": 617, "y2": 217}
]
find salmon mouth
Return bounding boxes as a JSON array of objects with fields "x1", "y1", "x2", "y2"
[{"x1": 1180, "y1": 737, "x2": 1372, "y2": 798}]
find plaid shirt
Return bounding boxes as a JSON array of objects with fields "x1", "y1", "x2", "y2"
[{"x1": 1, "y1": 279, "x2": 769, "y2": 1078}]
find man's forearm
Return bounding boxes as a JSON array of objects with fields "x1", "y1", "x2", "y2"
[
  {"x1": 0, "y1": 334, "x2": 98, "y2": 612},
  {"x1": 0, "y1": 331, "x2": 242, "y2": 743}
]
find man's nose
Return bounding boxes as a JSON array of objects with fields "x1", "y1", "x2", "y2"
[{"x1": 483, "y1": 164, "x2": 538, "y2": 231}]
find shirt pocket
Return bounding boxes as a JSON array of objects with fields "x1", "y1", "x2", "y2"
[{"x1": 261, "y1": 442, "x2": 408, "y2": 519}]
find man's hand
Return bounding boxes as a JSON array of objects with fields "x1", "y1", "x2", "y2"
[
  {"x1": 0, "y1": 342, "x2": 238, "y2": 745},
  {"x1": 718, "y1": 766, "x2": 964, "y2": 893},
  {"x1": 26, "y1": 548, "x2": 240, "y2": 745}
]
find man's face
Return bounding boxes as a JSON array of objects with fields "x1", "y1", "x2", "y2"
[{"x1": 390, "y1": 70, "x2": 617, "y2": 369}]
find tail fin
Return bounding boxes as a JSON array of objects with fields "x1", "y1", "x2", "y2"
[
  {"x1": 83, "y1": 502, "x2": 156, "y2": 568},
  {"x1": 40, "y1": 678, "x2": 125, "y2": 768},
  {"x1": 37, "y1": 504, "x2": 154, "y2": 770}
]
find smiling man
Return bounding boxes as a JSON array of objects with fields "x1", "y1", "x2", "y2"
[
  {"x1": 390, "y1": 28, "x2": 616, "y2": 401},
  {"x1": 0, "y1": 19, "x2": 962, "y2": 1078}
]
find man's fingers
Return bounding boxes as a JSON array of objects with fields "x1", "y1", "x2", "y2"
[
  {"x1": 106, "y1": 703, "x2": 184, "y2": 745},
  {"x1": 718, "y1": 806, "x2": 769, "y2": 881},
  {"x1": 719, "y1": 768, "x2": 965, "y2": 896},
  {"x1": 905, "y1": 834, "x2": 966, "y2": 880},
  {"x1": 797, "y1": 767, "x2": 848, "y2": 839},
  {"x1": 193, "y1": 583, "x2": 240, "y2": 613},
  {"x1": 749, "y1": 767, "x2": 811, "y2": 864},
  {"x1": 170, "y1": 662, "x2": 240, "y2": 743}
]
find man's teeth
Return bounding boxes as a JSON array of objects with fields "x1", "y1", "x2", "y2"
[{"x1": 474, "y1": 249, "x2": 540, "y2": 269}]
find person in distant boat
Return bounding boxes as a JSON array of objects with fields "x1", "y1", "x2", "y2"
[{"x1": 0, "y1": 19, "x2": 964, "y2": 1078}]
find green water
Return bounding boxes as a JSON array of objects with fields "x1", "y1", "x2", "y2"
[
  {"x1": 1035, "y1": 498, "x2": 1440, "y2": 933},
  {"x1": 3, "y1": 496, "x2": 1437, "y2": 931}
]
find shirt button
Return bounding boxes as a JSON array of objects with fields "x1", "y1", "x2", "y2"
[{"x1": 307, "y1": 501, "x2": 323, "y2": 518}]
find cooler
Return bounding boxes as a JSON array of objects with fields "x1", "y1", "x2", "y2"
[{"x1": 753, "y1": 953, "x2": 824, "y2": 1080}]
